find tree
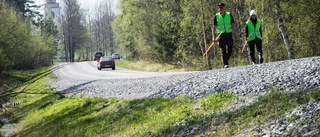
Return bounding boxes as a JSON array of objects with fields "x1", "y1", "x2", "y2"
[
  {"x1": 90, "y1": 1, "x2": 116, "y2": 57},
  {"x1": 112, "y1": 0, "x2": 320, "y2": 70},
  {"x1": 0, "y1": 3, "x2": 53, "y2": 74},
  {"x1": 62, "y1": 0, "x2": 86, "y2": 62},
  {"x1": 2, "y1": 0, "x2": 43, "y2": 25},
  {"x1": 275, "y1": 0, "x2": 294, "y2": 60},
  {"x1": 40, "y1": 17, "x2": 59, "y2": 64}
]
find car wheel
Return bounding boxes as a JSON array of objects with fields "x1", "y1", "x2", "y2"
[{"x1": 112, "y1": 67, "x2": 115, "y2": 70}]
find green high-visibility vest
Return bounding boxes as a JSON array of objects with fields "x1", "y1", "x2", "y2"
[
  {"x1": 216, "y1": 12, "x2": 232, "y2": 33},
  {"x1": 246, "y1": 20, "x2": 262, "y2": 41}
]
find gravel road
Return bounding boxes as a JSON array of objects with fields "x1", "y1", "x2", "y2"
[{"x1": 50, "y1": 56, "x2": 320, "y2": 99}]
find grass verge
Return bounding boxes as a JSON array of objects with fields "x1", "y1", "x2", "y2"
[
  {"x1": 115, "y1": 60, "x2": 187, "y2": 72},
  {"x1": 1, "y1": 67, "x2": 319, "y2": 136}
]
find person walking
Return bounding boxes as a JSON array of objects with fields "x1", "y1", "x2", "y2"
[
  {"x1": 246, "y1": 10, "x2": 263, "y2": 64},
  {"x1": 212, "y1": 2, "x2": 237, "y2": 68}
]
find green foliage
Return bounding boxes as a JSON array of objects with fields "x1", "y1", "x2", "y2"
[
  {"x1": 0, "y1": 4, "x2": 55, "y2": 74},
  {"x1": 113, "y1": 0, "x2": 163, "y2": 62},
  {"x1": 0, "y1": 6, "x2": 26, "y2": 71},
  {"x1": 112, "y1": 0, "x2": 320, "y2": 70},
  {"x1": 281, "y1": 0, "x2": 320, "y2": 58},
  {"x1": 62, "y1": 0, "x2": 87, "y2": 62},
  {"x1": 31, "y1": 13, "x2": 60, "y2": 63},
  {"x1": 3, "y1": 0, "x2": 31, "y2": 15},
  {"x1": 3, "y1": 0, "x2": 43, "y2": 26}
]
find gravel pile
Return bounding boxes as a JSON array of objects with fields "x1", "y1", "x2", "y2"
[{"x1": 51, "y1": 56, "x2": 320, "y2": 99}]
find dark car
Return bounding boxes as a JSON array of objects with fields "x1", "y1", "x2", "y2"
[
  {"x1": 111, "y1": 53, "x2": 120, "y2": 59},
  {"x1": 93, "y1": 51, "x2": 104, "y2": 61},
  {"x1": 97, "y1": 56, "x2": 115, "y2": 70}
]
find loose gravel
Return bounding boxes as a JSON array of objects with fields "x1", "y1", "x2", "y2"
[
  {"x1": 50, "y1": 56, "x2": 320, "y2": 99},
  {"x1": 49, "y1": 56, "x2": 320, "y2": 136}
]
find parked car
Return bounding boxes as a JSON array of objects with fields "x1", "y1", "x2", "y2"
[
  {"x1": 97, "y1": 56, "x2": 115, "y2": 70},
  {"x1": 111, "y1": 53, "x2": 120, "y2": 59},
  {"x1": 93, "y1": 51, "x2": 104, "y2": 61}
]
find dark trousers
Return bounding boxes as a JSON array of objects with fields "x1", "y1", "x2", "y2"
[
  {"x1": 248, "y1": 38, "x2": 263, "y2": 63},
  {"x1": 218, "y1": 33, "x2": 233, "y2": 65}
]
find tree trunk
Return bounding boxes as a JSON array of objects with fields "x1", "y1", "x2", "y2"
[
  {"x1": 275, "y1": 0, "x2": 294, "y2": 59},
  {"x1": 262, "y1": 0, "x2": 271, "y2": 62},
  {"x1": 200, "y1": 0, "x2": 211, "y2": 69}
]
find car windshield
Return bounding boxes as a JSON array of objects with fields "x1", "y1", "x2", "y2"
[
  {"x1": 95, "y1": 52, "x2": 102, "y2": 55},
  {"x1": 101, "y1": 57, "x2": 112, "y2": 61}
]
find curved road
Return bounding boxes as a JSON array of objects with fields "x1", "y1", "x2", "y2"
[
  {"x1": 51, "y1": 61, "x2": 194, "y2": 99},
  {"x1": 55, "y1": 61, "x2": 190, "y2": 80},
  {"x1": 51, "y1": 57, "x2": 320, "y2": 100}
]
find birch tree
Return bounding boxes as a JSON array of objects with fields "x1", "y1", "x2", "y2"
[
  {"x1": 91, "y1": 1, "x2": 115, "y2": 56},
  {"x1": 275, "y1": 0, "x2": 294, "y2": 59}
]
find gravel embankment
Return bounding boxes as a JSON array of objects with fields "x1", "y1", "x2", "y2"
[
  {"x1": 51, "y1": 56, "x2": 320, "y2": 99},
  {"x1": 50, "y1": 56, "x2": 320, "y2": 136}
]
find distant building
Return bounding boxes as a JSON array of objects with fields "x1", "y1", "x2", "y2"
[{"x1": 44, "y1": 0, "x2": 62, "y2": 31}]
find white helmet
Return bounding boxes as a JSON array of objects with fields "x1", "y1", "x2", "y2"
[{"x1": 249, "y1": 10, "x2": 257, "y2": 16}]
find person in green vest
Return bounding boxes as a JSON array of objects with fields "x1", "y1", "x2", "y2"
[
  {"x1": 212, "y1": 2, "x2": 237, "y2": 68},
  {"x1": 246, "y1": 10, "x2": 263, "y2": 64}
]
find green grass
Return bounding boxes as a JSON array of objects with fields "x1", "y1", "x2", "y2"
[
  {"x1": 0, "y1": 68, "x2": 49, "y2": 92},
  {"x1": 116, "y1": 60, "x2": 186, "y2": 72},
  {"x1": 1, "y1": 67, "x2": 320, "y2": 137}
]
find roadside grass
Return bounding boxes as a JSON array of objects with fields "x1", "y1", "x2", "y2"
[
  {"x1": 0, "y1": 68, "x2": 49, "y2": 92},
  {"x1": 115, "y1": 60, "x2": 186, "y2": 72},
  {"x1": 2, "y1": 67, "x2": 320, "y2": 136}
]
